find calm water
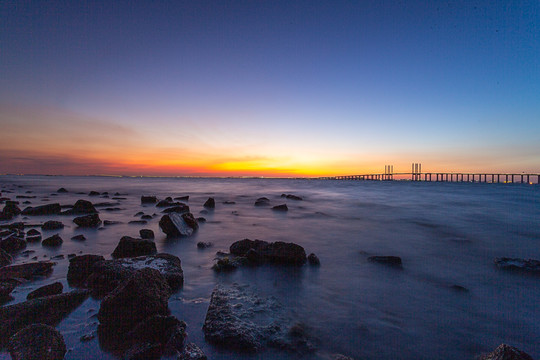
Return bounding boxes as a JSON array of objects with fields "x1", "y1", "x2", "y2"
[{"x1": 0, "y1": 175, "x2": 539, "y2": 359}]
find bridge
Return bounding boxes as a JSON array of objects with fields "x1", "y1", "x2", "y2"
[{"x1": 322, "y1": 163, "x2": 540, "y2": 184}]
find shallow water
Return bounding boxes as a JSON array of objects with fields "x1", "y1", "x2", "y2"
[{"x1": 0, "y1": 175, "x2": 538, "y2": 359}]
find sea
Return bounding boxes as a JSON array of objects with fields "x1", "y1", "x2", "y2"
[{"x1": 0, "y1": 175, "x2": 538, "y2": 360}]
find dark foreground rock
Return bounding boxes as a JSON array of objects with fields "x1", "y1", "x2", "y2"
[
  {"x1": 26, "y1": 281, "x2": 63, "y2": 300},
  {"x1": 8, "y1": 323, "x2": 66, "y2": 360},
  {"x1": 21, "y1": 203, "x2": 61, "y2": 216},
  {"x1": 112, "y1": 236, "x2": 157, "y2": 258},
  {"x1": 0, "y1": 248, "x2": 12, "y2": 267},
  {"x1": 73, "y1": 213, "x2": 102, "y2": 227},
  {"x1": 229, "y1": 239, "x2": 307, "y2": 266},
  {"x1": 67, "y1": 254, "x2": 105, "y2": 286},
  {"x1": 0, "y1": 261, "x2": 55, "y2": 281},
  {"x1": 478, "y1": 343, "x2": 534, "y2": 360},
  {"x1": 0, "y1": 289, "x2": 89, "y2": 345},
  {"x1": 494, "y1": 257, "x2": 540, "y2": 274},
  {"x1": 159, "y1": 213, "x2": 198, "y2": 237},
  {"x1": 368, "y1": 255, "x2": 403, "y2": 267},
  {"x1": 87, "y1": 253, "x2": 184, "y2": 295}
]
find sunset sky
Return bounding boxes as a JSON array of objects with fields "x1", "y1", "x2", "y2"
[{"x1": 1, "y1": 1, "x2": 539, "y2": 177}]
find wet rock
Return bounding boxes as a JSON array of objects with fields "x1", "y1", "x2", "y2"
[
  {"x1": 98, "y1": 268, "x2": 171, "y2": 331},
  {"x1": 0, "y1": 248, "x2": 12, "y2": 267},
  {"x1": 141, "y1": 196, "x2": 157, "y2": 204},
  {"x1": 26, "y1": 281, "x2": 63, "y2": 300},
  {"x1": 57, "y1": 187, "x2": 68, "y2": 193},
  {"x1": 162, "y1": 204, "x2": 190, "y2": 214},
  {"x1": 112, "y1": 236, "x2": 157, "y2": 258},
  {"x1": 254, "y1": 197, "x2": 271, "y2": 206},
  {"x1": 26, "y1": 228, "x2": 40, "y2": 237},
  {"x1": 61, "y1": 199, "x2": 97, "y2": 215},
  {"x1": 0, "y1": 235, "x2": 26, "y2": 253},
  {"x1": 123, "y1": 343, "x2": 163, "y2": 359},
  {"x1": 67, "y1": 254, "x2": 105, "y2": 286},
  {"x1": 0, "y1": 261, "x2": 55, "y2": 281},
  {"x1": 211, "y1": 257, "x2": 243, "y2": 272},
  {"x1": 103, "y1": 220, "x2": 121, "y2": 226},
  {"x1": 21, "y1": 203, "x2": 61, "y2": 216},
  {"x1": 2, "y1": 201, "x2": 21, "y2": 217},
  {"x1": 229, "y1": 239, "x2": 307, "y2": 266},
  {"x1": 129, "y1": 220, "x2": 148, "y2": 225},
  {"x1": 141, "y1": 214, "x2": 153, "y2": 220},
  {"x1": 308, "y1": 253, "x2": 320, "y2": 266},
  {"x1": 494, "y1": 257, "x2": 540, "y2": 273},
  {"x1": 127, "y1": 315, "x2": 186, "y2": 355},
  {"x1": 177, "y1": 343, "x2": 207, "y2": 360},
  {"x1": 0, "y1": 279, "x2": 19, "y2": 298},
  {"x1": 73, "y1": 213, "x2": 102, "y2": 227},
  {"x1": 156, "y1": 198, "x2": 180, "y2": 207},
  {"x1": 272, "y1": 204, "x2": 288, "y2": 212},
  {"x1": 134, "y1": 211, "x2": 144, "y2": 216},
  {"x1": 41, "y1": 220, "x2": 64, "y2": 230},
  {"x1": 197, "y1": 242, "x2": 213, "y2": 249},
  {"x1": 87, "y1": 253, "x2": 184, "y2": 296},
  {"x1": 478, "y1": 343, "x2": 534, "y2": 360},
  {"x1": 42, "y1": 234, "x2": 63, "y2": 247},
  {"x1": 71, "y1": 234, "x2": 86, "y2": 241},
  {"x1": 140, "y1": 229, "x2": 155, "y2": 239},
  {"x1": 0, "y1": 289, "x2": 89, "y2": 345},
  {"x1": 8, "y1": 323, "x2": 66, "y2": 360},
  {"x1": 174, "y1": 196, "x2": 189, "y2": 201},
  {"x1": 203, "y1": 197, "x2": 215, "y2": 209},
  {"x1": 159, "y1": 213, "x2": 198, "y2": 237},
  {"x1": 368, "y1": 255, "x2": 403, "y2": 267},
  {"x1": 281, "y1": 194, "x2": 303, "y2": 200},
  {"x1": 89, "y1": 191, "x2": 100, "y2": 196}
]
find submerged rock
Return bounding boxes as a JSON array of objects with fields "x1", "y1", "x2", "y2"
[
  {"x1": 307, "y1": 253, "x2": 320, "y2": 266},
  {"x1": 21, "y1": 203, "x2": 61, "y2": 216},
  {"x1": 26, "y1": 281, "x2": 63, "y2": 300},
  {"x1": 368, "y1": 255, "x2": 403, "y2": 267},
  {"x1": 159, "y1": 213, "x2": 198, "y2": 237},
  {"x1": 8, "y1": 323, "x2": 66, "y2": 360},
  {"x1": 57, "y1": 187, "x2": 68, "y2": 193},
  {"x1": 0, "y1": 261, "x2": 55, "y2": 281},
  {"x1": 73, "y1": 213, "x2": 102, "y2": 227},
  {"x1": 494, "y1": 257, "x2": 540, "y2": 274},
  {"x1": 281, "y1": 194, "x2": 303, "y2": 200},
  {"x1": 228, "y1": 239, "x2": 307, "y2": 266},
  {"x1": 478, "y1": 343, "x2": 534, "y2": 360},
  {"x1": 111, "y1": 236, "x2": 157, "y2": 258},
  {"x1": 254, "y1": 197, "x2": 270, "y2": 206},
  {"x1": 272, "y1": 204, "x2": 288, "y2": 212}
]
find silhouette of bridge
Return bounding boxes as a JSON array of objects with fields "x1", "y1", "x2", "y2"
[{"x1": 322, "y1": 163, "x2": 540, "y2": 184}]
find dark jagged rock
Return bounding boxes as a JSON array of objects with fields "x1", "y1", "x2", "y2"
[
  {"x1": 42, "y1": 234, "x2": 63, "y2": 247},
  {"x1": 141, "y1": 196, "x2": 157, "y2": 204},
  {"x1": 57, "y1": 187, "x2": 68, "y2": 193},
  {"x1": 71, "y1": 234, "x2": 86, "y2": 241},
  {"x1": 140, "y1": 229, "x2": 155, "y2": 239},
  {"x1": 368, "y1": 255, "x2": 403, "y2": 267},
  {"x1": 0, "y1": 261, "x2": 55, "y2": 281},
  {"x1": 272, "y1": 204, "x2": 288, "y2": 211},
  {"x1": 97, "y1": 268, "x2": 171, "y2": 331},
  {"x1": 73, "y1": 213, "x2": 102, "y2": 227},
  {"x1": 478, "y1": 343, "x2": 534, "y2": 360},
  {"x1": 177, "y1": 343, "x2": 207, "y2": 360},
  {"x1": 0, "y1": 248, "x2": 12, "y2": 267},
  {"x1": 26, "y1": 281, "x2": 63, "y2": 300},
  {"x1": 2, "y1": 201, "x2": 21, "y2": 217},
  {"x1": 197, "y1": 242, "x2": 213, "y2": 249},
  {"x1": 41, "y1": 220, "x2": 64, "y2": 230},
  {"x1": 203, "y1": 197, "x2": 215, "y2": 209},
  {"x1": 281, "y1": 194, "x2": 303, "y2": 200},
  {"x1": 89, "y1": 191, "x2": 100, "y2": 196},
  {"x1": 0, "y1": 235, "x2": 26, "y2": 253},
  {"x1": 8, "y1": 323, "x2": 66, "y2": 360},
  {"x1": 61, "y1": 199, "x2": 97, "y2": 215},
  {"x1": 67, "y1": 254, "x2": 105, "y2": 286},
  {"x1": 112, "y1": 236, "x2": 157, "y2": 258},
  {"x1": 308, "y1": 253, "x2": 320, "y2": 266},
  {"x1": 494, "y1": 257, "x2": 540, "y2": 273},
  {"x1": 87, "y1": 253, "x2": 184, "y2": 296},
  {"x1": 254, "y1": 197, "x2": 271, "y2": 206},
  {"x1": 0, "y1": 289, "x2": 89, "y2": 345},
  {"x1": 229, "y1": 239, "x2": 307, "y2": 266},
  {"x1": 162, "y1": 204, "x2": 190, "y2": 214},
  {"x1": 159, "y1": 213, "x2": 198, "y2": 237},
  {"x1": 21, "y1": 203, "x2": 61, "y2": 216}
]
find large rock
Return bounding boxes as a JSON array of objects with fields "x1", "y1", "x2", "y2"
[
  {"x1": 2, "y1": 201, "x2": 21, "y2": 217},
  {"x1": 8, "y1": 323, "x2": 66, "y2": 360},
  {"x1": 159, "y1": 213, "x2": 198, "y2": 237},
  {"x1": 21, "y1": 203, "x2": 61, "y2": 216},
  {"x1": 478, "y1": 343, "x2": 534, "y2": 360},
  {"x1": 0, "y1": 261, "x2": 55, "y2": 281},
  {"x1": 73, "y1": 213, "x2": 102, "y2": 227},
  {"x1": 26, "y1": 281, "x2": 63, "y2": 300},
  {"x1": 139, "y1": 229, "x2": 155, "y2": 239},
  {"x1": 41, "y1": 220, "x2": 64, "y2": 230},
  {"x1": 67, "y1": 254, "x2": 105, "y2": 286},
  {"x1": 111, "y1": 236, "x2": 157, "y2": 258},
  {"x1": 42, "y1": 234, "x2": 63, "y2": 247},
  {"x1": 229, "y1": 239, "x2": 307, "y2": 265},
  {"x1": 87, "y1": 253, "x2": 183, "y2": 295},
  {"x1": 97, "y1": 268, "x2": 171, "y2": 331},
  {"x1": 61, "y1": 199, "x2": 97, "y2": 215},
  {"x1": 0, "y1": 248, "x2": 12, "y2": 267},
  {"x1": 494, "y1": 257, "x2": 540, "y2": 273},
  {"x1": 0, "y1": 235, "x2": 26, "y2": 253},
  {"x1": 0, "y1": 290, "x2": 89, "y2": 345}
]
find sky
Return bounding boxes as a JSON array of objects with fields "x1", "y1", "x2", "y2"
[{"x1": 1, "y1": 0, "x2": 539, "y2": 177}]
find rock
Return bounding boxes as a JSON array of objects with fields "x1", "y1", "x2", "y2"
[
  {"x1": 67, "y1": 254, "x2": 105, "y2": 286},
  {"x1": 203, "y1": 197, "x2": 215, "y2": 209},
  {"x1": 134, "y1": 211, "x2": 144, "y2": 216},
  {"x1": 98, "y1": 268, "x2": 171, "y2": 331},
  {"x1": 162, "y1": 204, "x2": 190, "y2": 214},
  {"x1": 141, "y1": 215, "x2": 153, "y2": 220},
  {"x1": 8, "y1": 323, "x2": 66, "y2": 360},
  {"x1": 41, "y1": 220, "x2": 64, "y2": 230},
  {"x1": 73, "y1": 213, "x2": 102, "y2": 227},
  {"x1": 281, "y1": 194, "x2": 303, "y2": 200},
  {"x1": 197, "y1": 217, "x2": 206, "y2": 223},
  {"x1": 229, "y1": 239, "x2": 307, "y2": 265},
  {"x1": 494, "y1": 257, "x2": 540, "y2": 273},
  {"x1": 174, "y1": 196, "x2": 189, "y2": 201},
  {"x1": 26, "y1": 281, "x2": 63, "y2": 300},
  {"x1": 103, "y1": 220, "x2": 121, "y2": 226},
  {"x1": 87, "y1": 253, "x2": 184, "y2": 295},
  {"x1": 197, "y1": 242, "x2": 212, "y2": 249},
  {"x1": 0, "y1": 261, "x2": 55, "y2": 281},
  {"x1": 123, "y1": 343, "x2": 163, "y2": 359},
  {"x1": 0, "y1": 290, "x2": 89, "y2": 345},
  {"x1": 89, "y1": 191, "x2": 100, "y2": 196},
  {"x1": 21, "y1": 203, "x2": 61, "y2": 216},
  {"x1": 26, "y1": 228, "x2": 40, "y2": 236},
  {"x1": 0, "y1": 248, "x2": 12, "y2": 267},
  {"x1": 156, "y1": 199, "x2": 180, "y2": 207},
  {"x1": 0, "y1": 235, "x2": 26, "y2": 253},
  {"x1": 140, "y1": 229, "x2": 155, "y2": 239},
  {"x1": 112, "y1": 236, "x2": 157, "y2": 258},
  {"x1": 61, "y1": 199, "x2": 97, "y2": 215},
  {"x1": 254, "y1": 197, "x2": 270, "y2": 206},
  {"x1": 308, "y1": 253, "x2": 320, "y2": 266},
  {"x1": 332, "y1": 355, "x2": 355, "y2": 360},
  {"x1": 211, "y1": 257, "x2": 243, "y2": 272},
  {"x1": 159, "y1": 213, "x2": 198, "y2": 237},
  {"x1": 368, "y1": 255, "x2": 403, "y2": 267},
  {"x1": 57, "y1": 187, "x2": 68, "y2": 193},
  {"x1": 177, "y1": 343, "x2": 207, "y2": 360},
  {"x1": 223, "y1": 201, "x2": 236, "y2": 205},
  {"x1": 272, "y1": 204, "x2": 288, "y2": 211},
  {"x1": 2, "y1": 201, "x2": 21, "y2": 217},
  {"x1": 42, "y1": 234, "x2": 63, "y2": 247},
  {"x1": 478, "y1": 343, "x2": 534, "y2": 360},
  {"x1": 129, "y1": 220, "x2": 148, "y2": 225},
  {"x1": 128, "y1": 315, "x2": 186, "y2": 353},
  {"x1": 71, "y1": 234, "x2": 86, "y2": 241},
  {"x1": 141, "y1": 196, "x2": 157, "y2": 204},
  {"x1": 450, "y1": 284, "x2": 469, "y2": 292},
  {"x1": 230, "y1": 239, "x2": 269, "y2": 256}
]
